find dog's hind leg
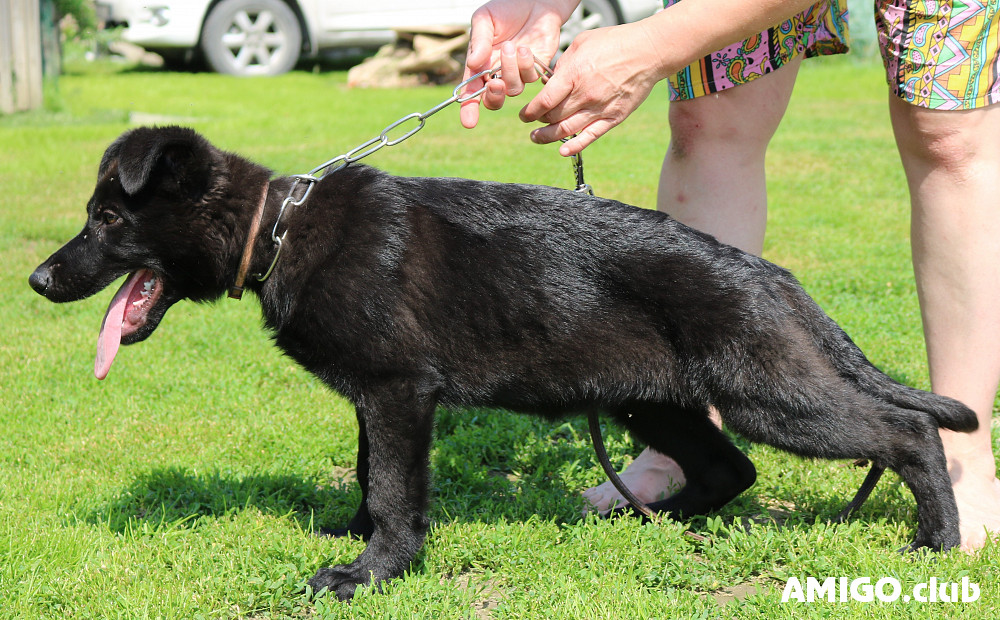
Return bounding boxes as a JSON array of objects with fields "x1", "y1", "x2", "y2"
[
  {"x1": 893, "y1": 441, "x2": 959, "y2": 551},
  {"x1": 867, "y1": 414, "x2": 959, "y2": 550},
  {"x1": 724, "y1": 397, "x2": 960, "y2": 551},
  {"x1": 308, "y1": 379, "x2": 437, "y2": 600},
  {"x1": 835, "y1": 417, "x2": 957, "y2": 551},
  {"x1": 608, "y1": 402, "x2": 757, "y2": 519}
]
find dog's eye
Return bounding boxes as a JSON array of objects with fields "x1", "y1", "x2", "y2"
[{"x1": 101, "y1": 211, "x2": 121, "y2": 226}]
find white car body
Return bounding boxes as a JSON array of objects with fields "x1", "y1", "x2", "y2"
[{"x1": 97, "y1": 0, "x2": 662, "y2": 75}]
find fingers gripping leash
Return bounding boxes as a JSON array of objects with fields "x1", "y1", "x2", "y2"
[{"x1": 531, "y1": 56, "x2": 593, "y2": 196}]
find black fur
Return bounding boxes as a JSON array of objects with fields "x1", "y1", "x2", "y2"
[{"x1": 30, "y1": 127, "x2": 977, "y2": 600}]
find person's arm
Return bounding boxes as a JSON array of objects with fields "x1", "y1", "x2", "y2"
[
  {"x1": 634, "y1": 0, "x2": 820, "y2": 78},
  {"x1": 462, "y1": 0, "x2": 817, "y2": 154}
]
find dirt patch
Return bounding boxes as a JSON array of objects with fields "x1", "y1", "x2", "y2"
[
  {"x1": 711, "y1": 577, "x2": 770, "y2": 607},
  {"x1": 445, "y1": 571, "x2": 508, "y2": 619}
]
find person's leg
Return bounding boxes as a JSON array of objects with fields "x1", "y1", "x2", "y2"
[
  {"x1": 582, "y1": 57, "x2": 802, "y2": 513},
  {"x1": 656, "y1": 56, "x2": 804, "y2": 254},
  {"x1": 889, "y1": 97, "x2": 1000, "y2": 550}
]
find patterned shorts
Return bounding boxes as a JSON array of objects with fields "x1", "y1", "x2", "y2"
[
  {"x1": 666, "y1": 0, "x2": 849, "y2": 100},
  {"x1": 880, "y1": 0, "x2": 1000, "y2": 109},
  {"x1": 666, "y1": 0, "x2": 1000, "y2": 110}
]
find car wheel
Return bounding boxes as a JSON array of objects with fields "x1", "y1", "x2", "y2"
[
  {"x1": 559, "y1": 0, "x2": 622, "y2": 48},
  {"x1": 201, "y1": 0, "x2": 302, "y2": 76}
]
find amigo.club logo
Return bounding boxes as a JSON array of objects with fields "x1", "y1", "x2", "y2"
[{"x1": 781, "y1": 576, "x2": 981, "y2": 603}]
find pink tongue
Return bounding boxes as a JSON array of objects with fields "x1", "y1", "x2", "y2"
[{"x1": 95, "y1": 271, "x2": 145, "y2": 380}]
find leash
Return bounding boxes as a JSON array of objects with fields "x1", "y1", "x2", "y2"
[
  {"x1": 588, "y1": 410, "x2": 655, "y2": 519},
  {"x1": 253, "y1": 57, "x2": 591, "y2": 284},
  {"x1": 233, "y1": 56, "x2": 652, "y2": 521}
]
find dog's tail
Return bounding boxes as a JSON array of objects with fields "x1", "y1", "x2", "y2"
[
  {"x1": 863, "y1": 375, "x2": 977, "y2": 432},
  {"x1": 787, "y1": 280, "x2": 978, "y2": 433},
  {"x1": 821, "y1": 327, "x2": 977, "y2": 525},
  {"x1": 775, "y1": 276, "x2": 977, "y2": 524},
  {"x1": 825, "y1": 337, "x2": 978, "y2": 432}
]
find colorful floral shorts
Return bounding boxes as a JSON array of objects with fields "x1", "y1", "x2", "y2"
[{"x1": 666, "y1": 0, "x2": 1000, "y2": 110}]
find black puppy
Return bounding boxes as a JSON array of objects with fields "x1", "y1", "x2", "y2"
[{"x1": 30, "y1": 127, "x2": 975, "y2": 600}]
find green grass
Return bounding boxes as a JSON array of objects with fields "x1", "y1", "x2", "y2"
[{"x1": 2, "y1": 54, "x2": 999, "y2": 618}]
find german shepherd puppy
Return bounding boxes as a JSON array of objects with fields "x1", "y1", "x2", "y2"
[{"x1": 29, "y1": 127, "x2": 975, "y2": 600}]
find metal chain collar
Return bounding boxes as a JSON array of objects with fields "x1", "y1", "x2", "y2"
[{"x1": 255, "y1": 61, "x2": 593, "y2": 283}]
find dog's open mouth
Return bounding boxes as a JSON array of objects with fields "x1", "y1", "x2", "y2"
[{"x1": 95, "y1": 269, "x2": 163, "y2": 380}]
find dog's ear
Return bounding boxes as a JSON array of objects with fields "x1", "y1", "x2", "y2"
[{"x1": 101, "y1": 126, "x2": 217, "y2": 197}]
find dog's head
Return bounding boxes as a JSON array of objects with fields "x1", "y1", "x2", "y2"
[{"x1": 29, "y1": 126, "x2": 234, "y2": 379}]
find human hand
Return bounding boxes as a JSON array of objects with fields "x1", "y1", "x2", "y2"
[
  {"x1": 459, "y1": 0, "x2": 578, "y2": 129},
  {"x1": 520, "y1": 21, "x2": 665, "y2": 156}
]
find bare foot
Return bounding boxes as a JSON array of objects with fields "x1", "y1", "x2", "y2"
[
  {"x1": 941, "y1": 427, "x2": 1000, "y2": 550},
  {"x1": 581, "y1": 447, "x2": 685, "y2": 514},
  {"x1": 580, "y1": 428, "x2": 1000, "y2": 548},
  {"x1": 947, "y1": 447, "x2": 1000, "y2": 550},
  {"x1": 954, "y1": 476, "x2": 1000, "y2": 550}
]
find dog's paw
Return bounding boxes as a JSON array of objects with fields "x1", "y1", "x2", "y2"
[
  {"x1": 308, "y1": 565, "x2": 372, "y2": 601},
  {"x1": 903, "y1": 533, "x2": 959, "y2": 554},
  {"x1": 315, "y1": 526, "x2": 368, "y2": 540}
]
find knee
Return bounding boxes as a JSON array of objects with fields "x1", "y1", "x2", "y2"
[
  {"x1": 694, "y1": 450, "x2": 757, "y2": 496},
  {"x1": 669, "y1": 102, "x2": 730, "y2": 158},
  {"x1": 893, "y1": 106, "x2": 991, "y2": 180},
  {"x1": 904, "y1": 127, "x2": 977, "y2": 177},
  {"x1": 667, "y1": 99, "x2": 770, "y2": 163}
]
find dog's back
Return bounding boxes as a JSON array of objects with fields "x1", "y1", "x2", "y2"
[
  {"x1": 267, "y1": 167, "x2": 795, "y2": 408},
  {"x1": 276, "y1": 167, "x2": 973, "y2": 434}
]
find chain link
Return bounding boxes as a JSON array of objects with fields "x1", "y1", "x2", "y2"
[{"x1": 256, "y1": 62, "x2": 592, "y2": 282}]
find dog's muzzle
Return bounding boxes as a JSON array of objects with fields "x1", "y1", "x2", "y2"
[{"x1": 29, "y1": 265, "x2": 54, "y2": 297}]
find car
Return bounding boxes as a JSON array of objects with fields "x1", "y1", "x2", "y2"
[{"x1": 96, "y1": 0, "x2": 662, "y2": 76}]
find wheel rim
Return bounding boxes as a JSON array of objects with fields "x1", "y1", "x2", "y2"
[
  {"x1": 560, "y1": 4, "x2": 613, "y2": 47},
  {"x1": 220, "y1": 9, "x2": 289, "y2": 72}
]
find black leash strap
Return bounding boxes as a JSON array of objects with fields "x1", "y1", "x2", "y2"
[
  {"x1": 833, "y1": 463, "x2": 885, "y2": 522},
  {"x1": 587, "y1": 409, "x2": 655, "y2": 519}
]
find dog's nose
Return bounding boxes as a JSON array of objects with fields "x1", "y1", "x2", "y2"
[{"x1": 29, "y1": 265, "x2": 53, "y2": 295}]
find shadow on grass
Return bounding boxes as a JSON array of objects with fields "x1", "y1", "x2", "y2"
[
  {"x1": 90, "y1": 466, "x2": 360, "y2": 534},
  {"x1": 86, "y1": 407, "x2": 896, "y2": 540},
  {"x1": 86, "y1": 408, "x2": 640, "y2": 534}
]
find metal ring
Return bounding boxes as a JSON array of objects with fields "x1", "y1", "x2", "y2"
[
  {"x1": 310, "y1": 156, "x2": 348, "y2": 177},
  {"x1": 345, "y1": 135, "x2": 389, "y2": 163},
  {"x1": 255, "y1": 232, "x2": 285, "y2": 282},
  {"x1": 454, "y1": 66, "x2": 501, "y2": 103},
  {"x1": 381, "y1": 113, "x2": 426, "y2": 146}
]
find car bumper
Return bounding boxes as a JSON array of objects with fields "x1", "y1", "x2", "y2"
[{"x1": 97, "y1": 0, "x2": 207, "y2": 48}]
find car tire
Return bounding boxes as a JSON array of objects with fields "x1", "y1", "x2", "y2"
[
  {"x1": 201, "y1": 0, "x2": 302, "y2": 76},
  {"x1": 559, "y1": 0, "x2": 622, "y2": 48}
]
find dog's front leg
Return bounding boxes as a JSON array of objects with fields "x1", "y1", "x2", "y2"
[
  {"x1": 321, "y1": 414, "x2": 376, "y2": 540},
  {"x1": 341, "y1": 414, "x2": 374, "y2": 539},
  {"x1": 309, "y1": 381, "x2": 435, "y2": 601}
]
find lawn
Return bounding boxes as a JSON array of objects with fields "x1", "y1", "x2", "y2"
[{"x1": 2, "y1": 52, "x2": 998, "y2": 618}]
